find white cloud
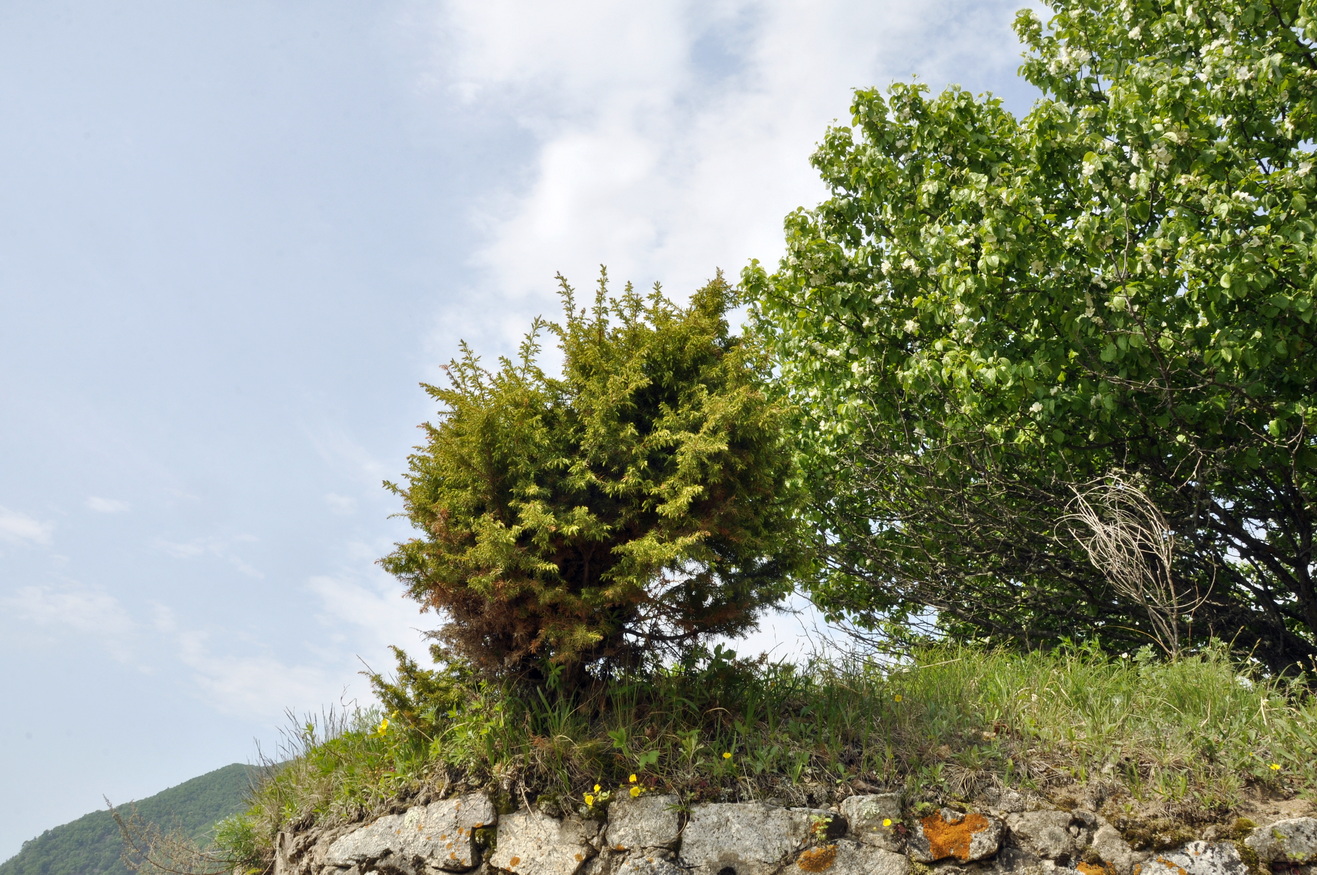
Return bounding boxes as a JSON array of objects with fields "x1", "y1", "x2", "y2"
[
  {"x1": 155, "y1": 534, "x2": 264, "y2": 579},
  {"x1": 722, "y1": 590, "x2": 846, "y2": 663},
  {"x1": 173, "y1": 632, "x2": 359, "y2": 721},
  {"x1": 158, "y1": 574, "x2": 428, "y2": 722},
  {"x1": 0, "y1": 505, "x2": 54, "y2": 546},
  {"x1": 306, "y1": 572, "x2": 431, "y2": 658},
  {"x1": 150, "y1": 602, "x2": 179, "y2": 634},
  {"x1": 307, "y1": 426, "x2": 391, "y2": 489},
  {"x1": 85, "y1": 496, "x2": 131, "y2": 514},
  {"x1": 444, "y1": 0, "x2": 690, "y2": 117},
  {"x1": 0, "y1": 582, "x2": 138, "y2": 660},
  {"x1": 324, "y1": 493, "x2": 356, "y2": 515},
  {"x1": 421, "y1": 0, "x2": 1035, "y2": 333}
]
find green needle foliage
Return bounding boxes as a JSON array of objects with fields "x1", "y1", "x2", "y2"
[
  {"x1": 381, "y1": 271, "x2": 807, "y2": 685},
  {"x1": 747, "y1": 0, "x2": 1317, "y2": 672}
]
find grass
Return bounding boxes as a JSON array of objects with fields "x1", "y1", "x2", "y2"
[{"x1": 219, "y1": 640, "x2": 1317, "y2": 871}]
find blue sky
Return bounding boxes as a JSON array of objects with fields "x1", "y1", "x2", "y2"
[{"x1": 0, "y1": 0, "x2": 1040, "y2": 860}]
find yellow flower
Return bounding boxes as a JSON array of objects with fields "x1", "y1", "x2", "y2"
[
  {"x1": 882, "y1": 819, "x2": 892, "y2": 828},
  {"x1": 630, "y1": 785, "x2": 642, "y2": 798},
  {"x1": 376, "y1": 717, "x2": 390, "y2": 735},
  {"x1": 893, "y1": 694, "x2": 903, "y2": 703},
  {"x1": 1270, "y1": 763, "x2": 1282, "y2": 771},
  {"x1": 594, "y1": 783, "x2": 602, "y2": 792},
  {"x1": 722, "y1": 752, "x2": 732, "y2": 760},
  {"x1": 584, "y1": 793, "x2": 595, "y2": 806},
  {"x1": 629, "y1": 774, "x2": 638, "y2": 783}
]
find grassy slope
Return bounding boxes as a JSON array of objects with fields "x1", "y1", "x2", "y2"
[
  {"x1": 230, "y1": 641, "x2": 1316, "y2": 870},
  {"x1": 0, "y1": 763, "x2": 257, "y2": 875}
]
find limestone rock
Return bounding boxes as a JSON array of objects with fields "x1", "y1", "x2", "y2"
[
  {"x1": 580, "y1": 849, "x2": 623, "y2": 875},
  {"x1": 326, "y1": 793, "x2": 496, "y2": 874},
  {"x1": 1245, "y1": 817, "x2": 1317, "y2": 864},
  {"x1": 1132, "y1": 842, "x2": 1247, "y2": 875},
  {"x1": 793, "y1": 839, "x2": 911, "y2": 875},
  {"x1": 490, "y1": 810, "x2": 598, "y2": 875},
  {"x1": 995, "y1": 789, "x2": 1031, "y2": 816},
  {"x1": 994, "y1": 845, "x2": 1046, "y2": 875},
  {"x1": 615, "y1": 853, "x2": 686, "y2": 875},
  {"x1": 1089, "y1": 824, "x2": 1145, "y2": 875},
  {"x1": 604, "y1": 795, "x2": 681, "y2": 851},
  {"x1": 1007, "y1": 811, "x2": 1090, "y2": 862},
  {"x1": 908, "y1": 809, "x2": 1004, "y2": 863},
  {"x1": 840, "y1": 794, "x2": 904, "y2": 852},
  {"x1": 679, "y1": 802, "x2": 819, "y2": 875}
]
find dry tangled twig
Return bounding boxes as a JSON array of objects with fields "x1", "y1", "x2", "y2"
[
  {"x1": 1058, "y1": 473, "x2": 1207, "y2": 658},
  {"x1": 109, "y1": 800, "x2": 240, "y2": 875}
]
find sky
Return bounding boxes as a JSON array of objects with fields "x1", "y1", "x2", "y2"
[{"x1": 0, "y1": 0, "x2": 1042, "y2": 861}]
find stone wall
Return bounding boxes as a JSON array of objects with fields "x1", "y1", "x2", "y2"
[{"x1": 273, "y1": 791, "x2": 1317, "y2": 875}]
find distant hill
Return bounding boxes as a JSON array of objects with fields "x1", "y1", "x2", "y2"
[{"x1": 0, "y1": 763, "x2": 259, "y2": 875}]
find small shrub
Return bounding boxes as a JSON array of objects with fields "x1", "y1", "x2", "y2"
[{"x1": 380, "y1": 272, "x2": 808, "y2": 685}]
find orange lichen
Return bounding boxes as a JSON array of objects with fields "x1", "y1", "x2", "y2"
[
  {"x1": 920, "y1": 810, "x2": 991, "y2": 862},
  {"x1": 509, "y1": 857, "x2": 521, "y2": 869},
  {"x1": 1133, "y1": 859, "x2": 1187, "y2": 875},
  {"x1": 797, "y1": 845, "x2": 838, "y2": 872},
  {"x1": 1078, "y1": 862, "x2": 1115, "y2": 875}
]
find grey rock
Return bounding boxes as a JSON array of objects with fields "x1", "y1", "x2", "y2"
[
  {"x1": 1132, "y1": 842, "x2": 1246, "y2": 875},
  {"x1": 580, "y1": 850, "x2": 623, "y2": 875},
  {"x1": 908, "y1": 809, "x2": 1004, "y2": 863},
  {"x1": 981, "y1": 788, "x2": 1031, "y2": 817},
  {"x1": 327, "y1": 794, "x2": 497, "y2": 875},
  {"x1": 993, "y1": 845, "x2": 1046, "y2": 875},
  {"x1": 996, "y1": 790, "x2": 1031, "y2": 816},
  {"x1": 279, "y1": 824, "x2": 360, "y2": 875},
  {"x1": 615, "y1": 853, "x2": 686, "y2": 875},
  {"x1": 1245, "y1": 817, "x2": 1317, "y2": 864},
  {"x1": 1007, "y1": 811, "x2": 1088, "y2": 862},
  {"x1": 792, "y1": 839, "x2": 910, "y2": 875},
  {"x1": 679, "y1": 802, "x2": 818, "y2": 875},
  {"x1": 490, "y1": 810, "x2": 598, "y2": 875},
  {"x1": 1039, "y1": 863, "x2": 1083, "y2": 875},
  {"x1": 840, "y1": 794, "x2": 904, "y2": 852},
  {"x1": 274, "y1": 830, "x2": 295, "y2": 875},
  {"x1": 1071, "y1": 812, "x2": 1099, "y2": 832},
  {"x1": 604, "y1": 795, "x2": 681, "y2": 851},
  {"x1": 1089, "y1": 824, "x2": 1145, "y2": 875},
  {"x1": 328, "y1": 818, "x2": 401, "y2": 867}
]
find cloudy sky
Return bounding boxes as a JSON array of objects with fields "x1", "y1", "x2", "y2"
[{"x1": 0, "y1": 0, "x2": 1041, "y2": 860}]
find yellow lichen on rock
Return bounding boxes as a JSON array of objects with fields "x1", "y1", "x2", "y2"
[
  {"x1": 797, "y1": 844, "x2": 838, "y2": 871},
  {"x1": 921, "y1": 811, "x2": 991, "y2": 862}
]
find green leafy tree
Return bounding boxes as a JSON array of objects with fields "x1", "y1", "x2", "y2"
[
  {"x1": 747, "y1": 0, "x2": 1317, "y2": 671},
  {"x1": 382, "y1": 272, "x2": 806, "y2": 684}
]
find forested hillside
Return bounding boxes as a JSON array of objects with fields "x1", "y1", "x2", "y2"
[{"x1": 0, "y1": 763, "x2": 256, "y2": 875}]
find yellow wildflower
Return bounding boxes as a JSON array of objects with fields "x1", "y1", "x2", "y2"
[
  {"x1": 722, "y1": 751, "x2": 732, "y2": 760},
  {"x1": 630, "y1": 785, "x2": 642, "y2": 798}
]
